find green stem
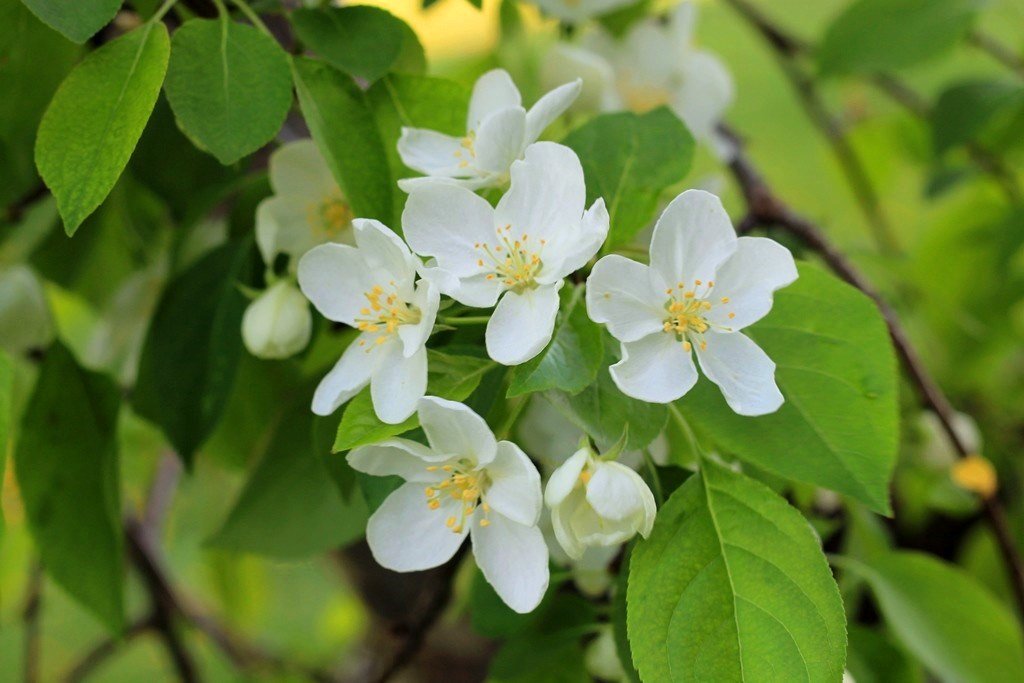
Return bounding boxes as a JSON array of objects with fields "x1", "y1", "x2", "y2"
[
  {"x1": 668, "y1": 403, "x2": 704, "y2": 459},
  {"x1": 642, "y1": 449, "x2": 665, "y2": 507},
  {"x1": 438, "y1": 315, "x2": 490, "y2": 326},
  {"x1": 151, "y1": 0, "x2": 180, "y2": 22},
  {"x1": 495, "y1": 394, "x2": 529, "y2": 441},
  {"x1": 230, "y1": 0, "x2": 273, "y2": 37},
  {"x1": 210, "y1": 0, "x2": 227, "y2": 18}
]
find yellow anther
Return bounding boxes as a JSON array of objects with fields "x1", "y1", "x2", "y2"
[
  {"x1": 728, "y1": 313, "x2": 736, "y2": 319},
  {"x1": 683, "y1": 341, "x2": 692, "y2": 352},
  {"x1": 579, "y1": 470, "x2": 592, "y2": 485},
  {"x1": 952, "y1": 455, "x2": 997, "y2": 499},
  {"x1": 721, "y1": 297, "x2": 730, "y2": 303},
  {"x1": 428, "y1": 500, "x2": 440, "y2": 510},
  {"x1": 426, "y1": 466, "x2": 439, "y2": 471},
  {"x1": 479, "y1": 519, "x2": 491, "y2": 527},
  {"x1": 446, "y1": 516, "x2": 456, "y2": 528}
]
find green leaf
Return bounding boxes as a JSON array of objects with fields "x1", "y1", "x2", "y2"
[
  {"x1": 333, "y1": 351, "x2": 495, "y2": 452},
  {"x1": 209, "y1": 402, "x2": 367, "y2": 558},
  {"x1": 367, "y1": 73, "x2": 468, "y2": 223},
  {"x1": 547, "y1": 337, "x2": 667, "y2": 452},
  {"x1": 35, "y1": 21, "x2": 169, "y2": 235},
  {"x1": 470, "y1": 572, "x2": 596, "y2": 639},
  {"x1": 291, "y1": 56, "x2": 393, "y2": 224},
  {"x1": 0, "y1": 349, "x2": 12, "y2": 538},
  {"x1": 20, "y1": 0, "x2": 121, "y2": 43},
  {"x1": 612, "y1": 548, "x2": 642, "y2": 683},
  {"x1": 508, "y1": 285, "x2": 603, "y2": 397},
  {"x1": 14, "y1": 342, "x2": 123, "y2": 632},
  {"x1": 931, "y1": 80, "x2": 1024, "y2": 155},
  {"x1": 818, "y1": 0, "x2": 987, "y2": 75},
  {"x1": 846, "y1": 624, "x2": 922, "y2": 683},
  {"x1": 837, "y1": 551, "x2": 1024, "y2": 682},
  {"x1": 133, "y1": 241, "x2": 256, "y2": 466},
  {"x1": 489, "y1": 629, "x2": 590, "y2": 683},
  {"x1": 627, "y1": 458, "x2": 847, "y2": 682},
  {"x1": 563, "y1": 107, "x2": 694, "y2": 248},
  {"x1": 163, "y1": 17, "x2": 292, "y2": 165},
  {"x1": 677, "y1": 263, "x2": 898, "y2": 514},
  {"x1": 291, "y1": 5, "x2": 423, "y2": 83}
]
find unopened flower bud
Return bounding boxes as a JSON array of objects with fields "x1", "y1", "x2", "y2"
[{"x1": 242, "y1": 280, "x2": 311, "y2": 359}]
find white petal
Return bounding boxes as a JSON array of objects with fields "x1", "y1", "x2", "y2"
[
  {"x1": 484, "y1": 441, "x2": 543, "y2": 526},
  {"x1": 401, "y1": 183, "x2": 495, "y2": 277},
  {"x1": 610, "y1": 332, "x2": 698, "y2": 403},
  {"x1": 348, "y1": 439, "x2": 449, "y2": 481},
  {"x1": 397, "y1": 128, "x2": 468, "y2": 178},
  {"x1": 448, "y1": 272, "x2": 504, "y2": 308},
  {"x1": 468, "y1": 69, "x2": 522, "y2": 133},
  {"x1": 541, "y1": 44, "x2": 614, "y2": 114},
  {"x1": 367, "y1": 482, "x2": 468, "y2": 571},
  {"x1": 550, "y1": 198, "x2": 609, "y2": 279},
  {"x1": 398, "y1": 280, "x2": 439, "y2": 357},
  {"x1": 370, "y1": 341, "x2": 427, "y2": 424},
  {"x1": 494, "y1": 142, "x2": 585, "y2": 249},
  {"x1": 269, "y1": 139, "x2": 337, "y2": 202},
  {"x1": 649, "y1": 189, "x2": 737, "y2": 289},
  {"x1": 352, "y1": 219, "x2": 417, "y2": 296},
  {"x1": 673, "y1": 51, "x2": 735, "y2": 144},
  {"x1": 670, "y1": 1, "x2": 698, "y2": 47},
  {"x1": 311, "y1": 334, "x2": 376, "y2": 415},
  {"x1": 525, "y1": 78, "x2": 582, "y2": 144},
  {"x1": 417, "y1": 396, "x2": 498, "y2": 466},
  {"x1": 255, "y1": 196, "x2": 319, "y2": 267},
  {"x1": 398, "y1": 175, "x2": 495, "y2": 193},
  {"x1": 297, "y1": 243, "x2": 374, "y2": 325},
  {"x1": 551, "y1": 490, "x2": 587, "y2": 560},
  {"x1": 545, "y1": 448, "x2": 590, "y2": 507},
  {"x1": 695, "y1": 330, "x2": 783, "y2": 416},
  {"x1": 617, "y1": 22, "x2": 680, "y2": 91},
  {"x1": 704, "y1": 237, "x2": 797, "y2": 331},
  {"x1": 241, "y1": 280, "x2": 312, "y2": 360},
  {"x1": 474, "y1": 106, "x2": 527, "y2": 174},
  {"x1": 471, "y1": 511, "x2": 549, "y2": 613},
  {"x1": 486, "y1": 284, "x2": 562, "y2": 366},
  {"x1": 585, "y1": 255, "x2": 666, "y2": 342},
  {"x1": 569, "y1": 498, "x2": 638, "y2": 547},
  {"x1": 586, "y1": 461, "x2": 651, "y2": 523}
]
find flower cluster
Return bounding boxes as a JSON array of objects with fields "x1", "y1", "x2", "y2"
[{"x1": 256, "y1": 63, "x2": 795, "y2": 610}]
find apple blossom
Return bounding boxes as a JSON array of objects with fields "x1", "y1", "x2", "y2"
[
  {"x1": 586, "y1": 189, "x2": 797, "y2": 415},
  {"x1": 545, "y1": 446, "x2": 657, "y2": 560},
  {"x1": 397, "y1": 69, "x2": 581, "y2": 191},
  {"x1": 297, "y1": 219, "x2": 439, "y2": 424},
  {"x1": 241, "y1": 279, "x2": 313, "y2": 360},
  {"x1": 402, "y1": 142, "x2": 608, "y2": 365},
  {"x1": 348, "y1": 396, "x2": 549, "y2": 613}
]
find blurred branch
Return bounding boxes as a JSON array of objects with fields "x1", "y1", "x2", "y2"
[
  {"x1": 5, "y1": 184, "x2": 48, "y2": 224},
  {"x1": 721, "y1": 123, "x2": 1024, "y2": 618},
  {"x1": 64, "y1": 617, "x2": 155, "y2": 683},
  {"x1": 22, "y1": 564, "x2": 43, "y2": 683},
  {"x1": 724, "y1": 0, "x2": 1023, "y2": 205},
  {"x1": 722, "y1": 0, "x2": 899, "y2": 255},
  {"x1": 968, "y1": 29, "x2": 1024, "y2": 80}
]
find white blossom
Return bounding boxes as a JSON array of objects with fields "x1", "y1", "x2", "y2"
[
  {"x1": 586, "y1": 189, "x2": 797, "y2": 415},
  {"x1": 527, "y1": 0, "x2": 641, "y2": 24},
  {"x1": 402, "y1": 142, "x2": 608, "y2": 365},
  {"x1": 544, "y1": 447, "x2": 657, "y2": 560},
  {"x1": 297, "y1": 219, "x2": 438, "y2": 424},
  {"x1": 241, "y1": 279, "x2": 313, "y2": 360},
  {"x1": 397, "y1": 69, "x2": 581, "y2": 191},
  {"x1": 348, "y1": 396, "x2": 549, "y2": 613}
]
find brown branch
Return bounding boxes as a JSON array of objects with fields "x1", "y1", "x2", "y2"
[
  {"x1": 22, "y1": 564, "x2": 43, "y2": 683},
  {"x1": 968, "y1": 29, "x2": 1024, "y2": 80},
  {"x1": 721, "y1": 123, "x2": 1024, "y2": 618}
]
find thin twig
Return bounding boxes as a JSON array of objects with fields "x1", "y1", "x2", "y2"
[
  {"x1": 63, "y1": 617, "x2": 155, "y2": 683},
  {"x1": 720, "y1": 122, "x2": 1024, "y2": 617},
  {"x1": 22, "y1": 564, "x2": 43, "y2": 683},
  {"x1": 722, "y1": 0, "x2": 899, "y2": 254},
  {"x1": 968, "y1": 29, "x2": 1024, "y2": 80}
]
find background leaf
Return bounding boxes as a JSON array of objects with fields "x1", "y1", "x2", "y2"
[
  {"x1": 133, "y1": 241, "x2": 256, "y2": 466},
  {"x1": 14, "y1": 342, "x2": 123, "y2": 632},
  {"x1": 628, "y1": 458, "x2": 847, "y2": 682},
  {"x1": 508, "y1": 285, "x2": 603, "y2": 397},
  {"x1": 291, "y1": 56, "x2": 393, "y2": 225},
  {"x1": 931, "y1": 79, "x2": 1024, "y2": 155},
  {"x1": 163, "y1": 17, "x2": 292, "y2": 165},
  {"x1": 35, "y1": 21, "x2": 169, "y2": 235},
  {"x1": 678, "y1": 263, "x2": 899, "y2": 514},
  {"x1": 838, "y1": 551, "x2": 1024, "y2": 682},
  {"x1": 818, "y1": 0, "x2": 987, "y2": 75},
  {"x1": 291, "y1": 5, "x2": 423, "y2": 83},
  {"x1": 20, "y1": 0, "x2": 120, "y2": 43},
  {"x1": 563, "y1": 107, "x2": 694, "y2": 248}
]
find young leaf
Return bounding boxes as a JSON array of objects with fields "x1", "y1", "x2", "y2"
[
  {"x1": 677, "y1": 263, "x2": 898, "y2": 514},
  {"x1": 163, "y1": 17, "x2": 292, "y2": 165},
  {"x1": 21, "y1": 0, "x2": 121, "y2": 43},
  {"x1": 133, "y1": 241, "x2": 256, "y2": 466},
  {"x1": 563, "y1": 107, "x2": 694, "y2": 248},
  {"x1": 208, "y1": 400, "x2": 367, "y2": 558},
  {"x1": 508, "y1": 285, "x2": 603, "y2": 397},
  {"x1": 627, "y1": 458, "x2": 847, "y2": 682},
  {"x1": 291, "y1": 5, "x2": 423, "y2": 83},
  {"x1": 367, "y1": 72, "x2": 468, "y2": 221},
  {"x1": 35, "y1": 21, "x2": 170, "y2": 235},
  {"x1": 333, "y1": 351, "x2": 495, "y2": 452},
  {"x1": 931, "y1": 80, "x2": 1024, "y2": 155},
  {"x1": 547, "y1": 337, "x2": 667, "y2": 452},
  {"x1": 291, "y1": 56, "x2": 393, "y2": 224},
  {"x1": 15, "y1": 343, "x2": 124, "y2": 633},
  {"x1": 818, "y1": 0, "x2": 985, "y2": 75},
  {"x1": 837, "y1": 551, "x2": 1024, "y2": 682}
]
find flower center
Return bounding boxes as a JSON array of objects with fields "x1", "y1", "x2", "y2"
[
  {"x1": 475, "y1": 224, "x2": 546, "y2": 294},
  {"x1": 662, "y1": 279, "x2": 735, "y2": 351},
  {"x1": 424, "y1": 463, "x2": 491, "y2": 533},
  {"x1": 310, "y1": 195, "x2": 353, "y2": 241},
  {"x1": 354, "y1": 283, "x2": 421, "y2": 350},
  {"x1": 619, "y1": 78, "x2": 675, "y2": 113},
  {"x1": 453, "y1": 130, "x2": 477, "y2": 169}
]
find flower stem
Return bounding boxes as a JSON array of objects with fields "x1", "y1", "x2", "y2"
[
  {"x1": 438, "y1": 315, "x2": 490, "y2": 326},
  {"x1": 230, "y1": 0, "x2": 273, "y2": 37},
  {"x1": 151, "y1": 0, "x2": 179, "y2": 22},
  {"x1": 642, "y1": 449, "x2": 664, "y2": 507}
]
